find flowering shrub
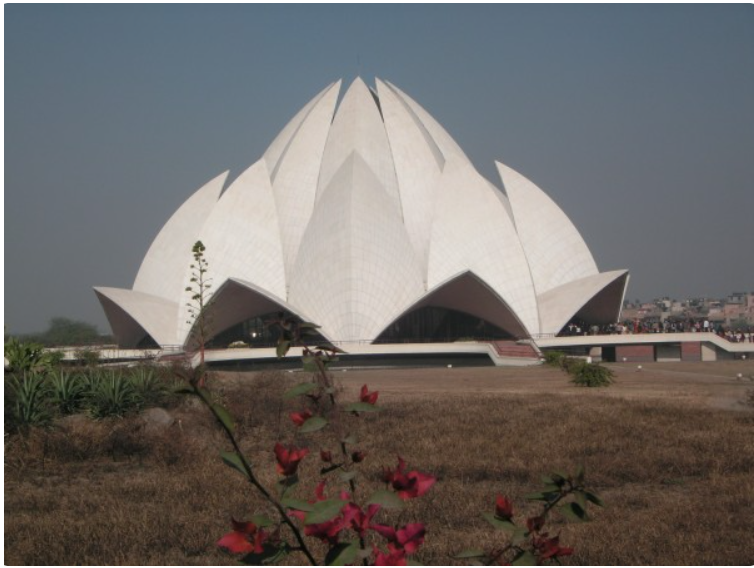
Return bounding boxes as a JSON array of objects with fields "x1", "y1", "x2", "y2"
[
  {"x1": 176, "y1": 313, "x2": 604, "y2": 566},
  {"x1": 456, "y1": 468, "x2": 603, "y2": 565}
]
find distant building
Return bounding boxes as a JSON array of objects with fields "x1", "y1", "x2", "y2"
[{"x1": 94, "y1": 78, "x2": 628, "y2": 349}]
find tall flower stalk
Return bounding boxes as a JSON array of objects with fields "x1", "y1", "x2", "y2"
[{"x1": 185, "y1": 241, "x2": 212, "y2": 381}]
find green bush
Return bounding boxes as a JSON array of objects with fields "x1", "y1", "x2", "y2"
[
  {"x1": 570, "y1": 361, "x2": 614, "y2": 388},
  {"x1": 543, "y1": 350, "x2": 566, "y2": 367},
  {"x1": 560, "y1": 356, "x2": 586, "y2": 374},
  {"x1": 75, "y1": 347, "x2": 101, "y2": 367},
  {"x1": 545, "y1": 351, "x2": 614, "y2": 388},
  {"x1": 4, "y1": 337, "x2": 56, "y2": 373}
]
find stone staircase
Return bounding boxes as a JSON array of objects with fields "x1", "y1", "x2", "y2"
[{"x1": 491, "y1": 341, "x2": 540, "y2": 359}]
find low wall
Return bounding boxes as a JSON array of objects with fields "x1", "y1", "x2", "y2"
[
  {"x1": 681, "y1": 342, "x2": 702, "y2": 362},
  {"x1": 615, "y1": 345, "x2": 655, "y2": 363}
]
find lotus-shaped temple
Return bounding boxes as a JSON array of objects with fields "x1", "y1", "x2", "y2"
[{"x1": 95, "y1": 78, "x2": 628, "y2": 349}]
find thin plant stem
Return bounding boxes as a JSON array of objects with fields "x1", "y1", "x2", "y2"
[{"x1": 194, "y1": 385, "x2": 318, "y2": 566}]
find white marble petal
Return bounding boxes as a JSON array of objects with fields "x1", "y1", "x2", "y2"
[
  {"x1": 428, "y1": 160, "x2": 540, "y2": 336},
  {"x1": 94, "y1": 287, "x2": 179, "y2": 347},
  {"x1": 133, "y1": 171, "x2": 227, "y2": 301},
  {"x1": 384, "y1": 81, "x2": 471, "y2": 165},
  {"x1": 289, "y1": 152, "x2": 424, "y2": 342},
  {"x1": 376, "y1": 79, "x2": 444, "y2": 285},
  {"x1": 538, "y1": 270, "x2": 629, "y2": 335},
  {"x1": 498, "y1": 161, "x2": 598, "y2": 295},
  {"x1": 263, "y1": 82, "x2": 336, "y2": 176},
  {"x1": 271, "y1": 81, "x2": 341, "y2": 284},
  {"x1": 316, "y1": 78, "x2": 401, "y2": 212}
]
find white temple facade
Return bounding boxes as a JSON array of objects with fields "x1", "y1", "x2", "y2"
[{"x1": 95, "y1": 78, "x2": 628, "y2": 349}]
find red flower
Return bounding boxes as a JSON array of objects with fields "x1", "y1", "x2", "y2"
[
  {"x1": 217, "y1": 518, "x2": 268, "y2": 554},
  {"x1": 396, "y1": 523, "x2": 426, "y2": 554},
  {"x1": 382, "y1": 457, "x2": 436, "y2": 500},
  {"x1": 304, "y1": 516, "x2": 346, "y2": 544},
  {"x1": 320, "y1": 449, "x2": 333, "y2": 463},
  {"x1": 287, "y1": 483, "x2": 351, "y2": 545},
  {"x1": 371, "y1": 523, "x2": 426, "y2": 555},
  {"x1": 495, "y1": 495, "x2": 514, "y2": 520},
  {"x1": 373, "y1": 544, "x2": 407, "y2": 566},
  {"x1": 352, "y1": 450, "x2": 366, "y2": 463},
  {"x1": 360, "y1": 384, "x2": 379, "y2": 405},
  {"x1": 526, "y1": 515, "x2": 545, "y2": 534},
  {"x1": 343, "y1": 503, "x2": 381, "y2": 537},
  {"x1": 290, "y1": 410, "x2": 313, "y2": 427},
  {"x1": 274, "y1": 442, "x2": 309, "y2": 476},
  {"x1": 533, "y1": 534, "x2": 574, "y2": 560}
]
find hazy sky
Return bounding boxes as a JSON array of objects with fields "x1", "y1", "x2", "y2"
[{"x1": 4, "y1": 4, "x2": 754, "y2": 335}]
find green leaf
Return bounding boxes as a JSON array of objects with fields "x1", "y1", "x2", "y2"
[
  {"x1": 553, "y1": 471, "x2": 569, "y2": 483},
  {"x1": 283, "y1": 382, "x2": 317, "y2": 399},
  {"x1": 367, "y1": 489, "x2": 404, "y2": 510},
  {"x1": 299, "y1": 416, "x2": 328, "y2": 433},
  {"x1": 453, "y1": 549, "x2": 487, "y2": 559},
  {"x1": 481, "y1": 512, "x2": 517, "y2": 532},
  {"x1": 343, "y1": 402, "x2": 381, "y2": 413},
  {"x1": 304, "y1": 499, "x2": 346, "y2": 525},
  {"x1": 511, "y1": 550, "x2": 537, "y2": 566},
  {"x1": 575, "y1": 464, "x2": 586, "y2": 484},
  {"x1": 281, "y1": 497, "x2": 314, "y2": 512},
  {"x1": 211, "y1": 402, "x2": 234, "y2": 434},
  {"x1": 339, "y1": 470, "x2": 357, "y2": 482},
  {"x1": 277, "y1": 339, "x2": 291, "y2": 358},
  {"x1": 510, "y1": 527, "x2": 529, "y2": 546},
  {"x1": 559, "y1": 501, "x2": 589, "y2": 523},
  {"x1": 277, "y1": 474, "x2": 299, "y2": 497},
  {"x1": 585, "y1": 491, "x2": 605, "y2": 507},
  {"x1": 325, "y1": 541, "x2": 360, "y2": 566},
  {"x1": 240, "y1": 543, "x2": 290, "y2": 565},
  {"x1": 173, "y1": 386, "x2": 196, "y2": 395},
  {"x1": 220, "y1": 451, "x2": 249, "y2": 480},
  {"x1": 249, "y1": 515, "x2": 274, "y2": 528},
  {"x1": 524, "y1": 492, "x2": 549, "y2": 502},
  {"x1": 574, "y1": 490, "x2": 587, "y2": 510},
  {"x1": 302, "y1": 356, "x2": 319, "y2": 373},
  {"x1": 299, "y1": 322, "x2": 322, "y2": 329}
]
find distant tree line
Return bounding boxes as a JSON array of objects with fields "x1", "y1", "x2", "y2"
[{"x1": 13, "y1": 317, "x2": 113, "y2": 347}]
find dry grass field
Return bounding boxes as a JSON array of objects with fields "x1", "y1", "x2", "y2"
[{"x1": 4, "y1": 360, "x2": 754, "y2": 565}]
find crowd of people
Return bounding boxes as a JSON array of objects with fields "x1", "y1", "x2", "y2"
[{"x1": 559, "y1": 318, "x2": 753, "y2": 343}]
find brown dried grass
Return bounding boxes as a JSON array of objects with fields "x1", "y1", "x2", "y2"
[{"x1": 4, "y1": 368, "x2": 754, "y2": 565}]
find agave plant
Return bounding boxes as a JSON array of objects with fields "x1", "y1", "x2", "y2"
[
  {"x1": 48, "y1": 369, "x2": 87, "y2": 415},
  {"x1": 128, "y1": 366, "x2": 164, "y2": 410},
  {"x1": 6, "y1": 372, "x2": 51, "y2": 431},
  {"x1": 85, "y1": 370, "x2": 137, "y2": 419}
]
